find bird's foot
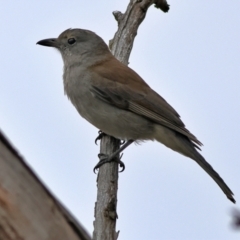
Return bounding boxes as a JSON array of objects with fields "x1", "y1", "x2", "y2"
[
  {"x1": 95, "y1": 130, "x2": 126, "y2": 146},
  {"x1": 93, "y1": 153, "x2": 125, "y2": 173},
  {"x1": 95, "y1": 130, "x2": 106, "y2": 145},
  {"x1": 93, "y1": 140, "x2": 134, "y2": 173}
]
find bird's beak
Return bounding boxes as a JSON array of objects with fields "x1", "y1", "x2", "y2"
[{"x1": 36, "y1": 38, "x2": 59, "y2": 48}]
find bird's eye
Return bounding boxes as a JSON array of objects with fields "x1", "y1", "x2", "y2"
[{"x1": 68, "y1": 38, "x2": 76, "y2": 45}]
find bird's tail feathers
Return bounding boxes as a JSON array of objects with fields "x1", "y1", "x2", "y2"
[
  {"x1": 191, "y1": 149, "x2": 235, "y2": 203},
  {"x1": 154, "y1": 125, "x2": 235, "y2": 203}
]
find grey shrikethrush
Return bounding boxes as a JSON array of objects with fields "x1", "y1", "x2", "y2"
[{"x1": 37, "y1": 28, "x2": 235, "y2": 203}]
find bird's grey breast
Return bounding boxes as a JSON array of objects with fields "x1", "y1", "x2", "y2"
[{"x1": 62, "y1": 64, "x2": 102, "y2": 123}]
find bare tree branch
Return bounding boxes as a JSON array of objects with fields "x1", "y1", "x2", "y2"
[
  {"x1": 93, "y1": 1, "x2": 169, "y2": 239},
  {"x1": 231, "y1": 208, "x2": 240, "y2": 230}
]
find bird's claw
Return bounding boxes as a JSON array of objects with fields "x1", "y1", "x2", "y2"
[
  {"x1": 93, "y1": 153, "x2": 125, "y2": 173},
  {"x1": 95, "y1": 130, "x2": 106, "y2": 145}
]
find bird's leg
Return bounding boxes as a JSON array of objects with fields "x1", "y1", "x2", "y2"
[
  {"x1": 95, "y1": 130, "x2": 106, "y2": 145},
  {"x1": 93, "y1": 140, "x2": 134, "y2": 173}
]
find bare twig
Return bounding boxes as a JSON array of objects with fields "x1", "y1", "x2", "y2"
[
  {"x1": 93, "y1": 1, "x2": 169, "y2": 239},
  {"x1": 109, "y1": 0, "x2": 169, "y2": 65},
  {"x1": 231, "y1": 208, "x2": 240, "y2": 230}
]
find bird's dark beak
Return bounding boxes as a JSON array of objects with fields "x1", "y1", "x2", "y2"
[{"x1": 36, "y1": 38, "x2": 59, "y2": 48}]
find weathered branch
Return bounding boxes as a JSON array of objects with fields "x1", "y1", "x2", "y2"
[
  {"x1": 109, "y1": 0, "x2": 169, "y2": 65},
  {"x1": 93, "y1": 0, "x2": 169, "y2": 239},
  {"x1": 93, "y1": 137, "x2": 120, "y2": 240}
]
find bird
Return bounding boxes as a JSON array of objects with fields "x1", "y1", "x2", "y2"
[{"x1": 37, "y1": 28, "x2": 235, "y2": 203}]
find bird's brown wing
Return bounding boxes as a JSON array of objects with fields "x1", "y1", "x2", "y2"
[{"x1": 89, "y1": 57, "x2": 202, "y2": 147}]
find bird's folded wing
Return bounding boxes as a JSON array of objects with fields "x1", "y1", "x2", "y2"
[{"x1": 89, "y1": 57, "x2": 202, "y2": 147}]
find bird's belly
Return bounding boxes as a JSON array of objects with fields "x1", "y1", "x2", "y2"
[{"x1": 71, "y1": 91, "x2": 154, "y2": 141}]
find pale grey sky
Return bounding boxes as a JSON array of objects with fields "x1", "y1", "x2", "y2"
[{"x1": 1, "y1": 1, "x2": 240, "y2": 239}]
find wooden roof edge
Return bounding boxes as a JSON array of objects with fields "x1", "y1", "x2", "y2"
[{"x1": 0, "y1": 129, "x2": 92, "y2": 240}]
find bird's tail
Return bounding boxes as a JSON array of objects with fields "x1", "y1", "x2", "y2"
[
  {"x1": 191, "y1": 149, "x2": 235, "y2": 203},
  {"x1": 154, "y1": 125, "x2": 235, "y2": 203}
]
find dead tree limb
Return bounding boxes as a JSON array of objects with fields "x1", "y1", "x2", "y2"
[{"x1": 93, "y1": 1, "x2": 169, "y2": 240}]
